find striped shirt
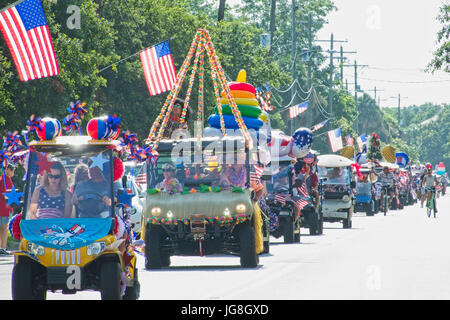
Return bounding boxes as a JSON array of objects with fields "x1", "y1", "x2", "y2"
[{"x1": 37, "y1": 188, "x2": 65, "y2": 219}]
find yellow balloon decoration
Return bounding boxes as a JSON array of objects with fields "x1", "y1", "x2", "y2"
[
  {"x1": 340, "y1": 146, "x2": 355, "y2": 159},
  {"x1": 236, "y1": 69, "x2": 247, "y2": 83}
]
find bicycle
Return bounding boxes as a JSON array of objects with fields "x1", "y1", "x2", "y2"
[
  {"x1": 425, "y1": 187, "x2": 437, "y2": 218},
  {"x1": 381, "y1": 185, "x2": 390, "y2": 216}
]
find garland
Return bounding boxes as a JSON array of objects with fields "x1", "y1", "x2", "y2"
[{"x1": 147, "y1": 213, "x2": 248, "y2": 227}]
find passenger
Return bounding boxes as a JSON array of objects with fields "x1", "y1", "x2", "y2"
[
  {"x1": 73, "y1": 166, "x2": 113, "y2": 218},
  {"x1": 29, "y1": 161, "x2": 74, "y2": 219},
  {"x1": 327, "y1": 167, "x2": 346, "y2": 184},
  {"x1": 156, "y1": 163, "x2": 183, "y2": 193},
  {"x1": 218, "y1": 163, "x2": 247, "y2": 189},
  {"x1": 71, "y1": 163, "x2": 89, "y2": 193}
]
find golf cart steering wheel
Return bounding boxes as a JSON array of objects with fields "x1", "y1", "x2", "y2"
[{"x1": 76, "y1": 191, "x2": 108, "y2": 218}]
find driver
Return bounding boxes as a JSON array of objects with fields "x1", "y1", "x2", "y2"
[
  {"x1": 156, "y1": 163, "x2": 183, "y2": 193},
  {"x1": 73, "y1": 166, "x2": 113, "y2": 218},
  {"x1": 374, "y1": 166, "x2": 396, "y2": 210}
]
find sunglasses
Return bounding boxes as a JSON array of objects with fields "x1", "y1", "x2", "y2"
[{"x1": 48, "y1": 174, "x2": 61, "y2": 179}]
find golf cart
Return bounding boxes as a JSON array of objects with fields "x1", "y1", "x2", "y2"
[
  {"x1": 143, "y1": 136, "x2": 263, "y2": 269},
  {"x1": 354, "y1": 168, "x2": 376, "y2": 216},
  {"x1": 265, "y1": 156, "x2": 301, "y2": 243},
  {"x1": 317, "y1": 154, "x2": 355, "y2": 229},
  {"x1": 12, "y1": 136, "x2": 140, "y2": 300}
]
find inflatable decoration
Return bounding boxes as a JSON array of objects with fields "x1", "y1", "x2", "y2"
[
  {"x1": 36, "y1": 117, "x2": 62, "y2": 141},
  {"x1": 87, "y1": 115, "x2": 121, "y2": 140},
  {"x1": 268, "y1": 130, "x2": 293, "y2": 158},
  {"x1": 290, "y1": 127, "x2": 313, "y2": 159},
  {"x1": 8, "y1": 213, "x2": 22, "y2": 241},
  {"x1": 437, "y1": 162, "x2": 446, "y2": 175},
  {"x1": 208, "y1": 70, "x2": 263, "y2": 132},
  {"x1": 395, "y1": 152, "x2": 409, "y2": 168},
  {"x1": 340, "y1": 146, "x2": 355, "y2": 160},
  {"x1": 381, "y1": 145, "x2": 396, "y2": 163}
]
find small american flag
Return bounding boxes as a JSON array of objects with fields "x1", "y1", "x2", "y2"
[
  {"x1": 136, "y1": 173, "x2": 146, "y2": 185},
  {"x1": 0, "y1": 0, "x2": 59, "y2": 81},
  {"x1": 345, "y1": 135, "x2": 354, "y2": 146},
  {"x1": 296, "y1": 181, "x2": 309, "y2": 198},
  {"x1": 312, "y1": 120, "x2": 328, "y2": 132},
  {"x1": 250, "y1": 164, "x2": 263, "y2": 184},
  {"x1": 274, "y1": 194, "x2": 288, "y2": 206},
  {"x1": 289, "y1": 101, "x2": 308, "y2": 119},
  {"x1": 294, "y1": 198, "x2": 309, "y2": 211},
  {"x1": 140, "y1": 40, "x2": 177, "y2": 96},
  {"x1": 327, "y1": 128, "x2": 343, "y2": 153},
  {"x1": 263, "y1": 84, "x2": 273, "y2": 111}
]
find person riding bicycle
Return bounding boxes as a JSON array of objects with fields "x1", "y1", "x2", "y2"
[
  {"x1": 421, "y1": 165, "x2": 439, "y2": 213},
  {"x1": 373, "y1": 166, "x2": 396, "y2": 211}
]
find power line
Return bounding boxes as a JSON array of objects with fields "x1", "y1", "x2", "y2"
[{"x1": 357, "y1": 77, "x2": 450, "y2": 84}]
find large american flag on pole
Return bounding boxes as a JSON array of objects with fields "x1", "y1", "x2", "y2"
[
  {"x1": 0, "y1": 0, "x2": 59, "y2": 81},
  {"x1": 327, "y1": 128, "x2": 343, "y2": 153},
  {"x1": 140, "y1": 40, "x2": 177, "y2": 96}
]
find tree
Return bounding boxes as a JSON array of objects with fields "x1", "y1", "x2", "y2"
[{"x1": 429, "y1": 3, "x2": 450, "y2": 73}]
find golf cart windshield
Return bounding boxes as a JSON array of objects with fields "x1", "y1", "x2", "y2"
[
  {"x1": 24, "y1": 149, "x2": 114, "y2": 220},
  {"x1": 147, "y1": 138, "x2": 250, "y2": 192},
  {"x1": 318, "y1": 166, "x2": 350, "y2": 185}
]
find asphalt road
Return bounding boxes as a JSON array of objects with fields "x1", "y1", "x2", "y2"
[{"x1": 1, "y1": 193, "x2": 449, "y2": 300}]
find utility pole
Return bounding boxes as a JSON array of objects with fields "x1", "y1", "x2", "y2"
[
  {"x1": 343, "y1": 60, "x2": 368, "y2": 105},
  {"x1": 339, "y1": 46, "x2": 356, "y2": 84},
  {"x1": 269, "y1": 0, "x2": 276, "y2": 55},
  {"x1": 390, "y1": 94, "x2": 408, "y2": 126},
  {"x1": 315, "y1": 34, "x2": 347, "y2": 124},
  {"x1": 290, "y1": 0, "x2": 297, "y2": 134},
  {"x1": 365, "y1": 87, "x2": 385, "y2": 105},
  {"x1": 218, "y1": 0, "x2": 226, "y2": 22}
]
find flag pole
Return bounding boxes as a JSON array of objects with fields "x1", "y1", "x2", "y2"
[{"x1": 97, "y1": 37, "x2": 176, "y2": 74}]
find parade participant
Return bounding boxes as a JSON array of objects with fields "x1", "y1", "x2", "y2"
[
  {"x1": 30, "y1": 162, "x2": 74, "y2": 219},
  {"x1": 162, "y1": 98, "x2": 192, "y2": 140},
  {"x1": 0, "y1": 164, "x2": 14, "y2": 255},
  {"x1": 73, "y1": 166, "x2": 113, "y2": 218},
  {"x1": 71, "y1": 163, "x2": 89, "y2": 193},
  {"x1": 156, "y1": 163, "x2": 183, "y2": 193},
  {"x1": 219, "y1": 163, "x2": 247, "y2": 189},
  {"x1": 373, "y1": 166, "x2": 396, "y2": 211},
  {"x1": 421, "y1": 165, "x2": 439, "y2": 213}
]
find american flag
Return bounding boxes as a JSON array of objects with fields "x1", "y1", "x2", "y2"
[
  {"x1": 356, "y1": 134, "x2": 367, "y2": 152},
  {"x1": 294, "y1": 198, "x2": 309, "y2": 211},
  {"x1": 136, "y1": 173, "x2": 146, "y2": 185},
  {"x1": 296, "y1": 181, "x2": 309, "y2": 198},
  {"x1": 0, "y1": 0, "x2": 59, "y2": 81},
  {"x1": 274, "y1": 194, "x2": 288, "y2": 206},
  {"x1": 312, "y1": 120, "x2": 328, "y2": 132},
  {"x1": 140, "y1": 40, "x2": 177, "y2": 96},
  {"x1": 289, "y1": 101, "x2": 308, "y2": 119},
  {"x1": 250, "y1": 164, "x2": 263, "y2": 184},
  {"x1": 327, "y1": 128, "x2": 343, "y2": 153},
  {"x1": 263, "y1": 84, "x2": 273, "y2": 111},
  {"x1": 345, "y1": 135, "x2": 354, "y2": 146},
  {"x1": 255, "y1": 88, "x2": 268, "y2": 111}
]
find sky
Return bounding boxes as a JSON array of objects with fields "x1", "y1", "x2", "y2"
[{"x1": 227, "y1": 0, "x2": 450, "y2": 108}]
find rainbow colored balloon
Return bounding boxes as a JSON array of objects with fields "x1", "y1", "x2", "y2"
[{"x1": 37, "y1": 118, "x2": 62, "y2": 141}]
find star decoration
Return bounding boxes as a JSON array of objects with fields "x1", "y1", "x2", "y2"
[
  {"x1": 89, "y1": 153, "x2": 108, "y2": 169},
  {"x1": 34, "y1": 153, "x2": 55, "y2": 175},
  {"x1": 117, "y1": 189, "x2": 135, "y2": 207},
  {"x1": 3, "y1": 185, "x2": 24, "y2": 206}
]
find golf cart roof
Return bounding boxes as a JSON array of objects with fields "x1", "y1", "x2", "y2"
[
  {"x1": 30, "y1": 136, "x2": 119, "y2": 156},
  {"x1": 317, "y1": 154, "x2": 353, "y2": 167},
  {"x1": 152, "y1": 136, "x2": 247, "y2": 153}
]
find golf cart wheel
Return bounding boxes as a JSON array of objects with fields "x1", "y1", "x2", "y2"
[
  {"x1": 238, "y1": 221, "x2": 258, "y2": 268},
  {"x1": 294, "y1": 219, "x2": 301, "y2": 242},
  {"x1": 123, "y1": 269, "x2": 140, "y2": 300},
  {"x1": 100, "y1": 261, "x2": 122, "y2": 300},
  {"x1": 283, "y1": 217, "x2": 295, "y2": 243},
  {"x1": 317, "y1": 214, "x2": 324, "y2": 235},
  {"x1": 145, "y1": 224, "x2": 164, "y2": 270},
  {"x1": 262, "y1": 219, "x2": 270, "y2": 253},
  {"x1": 12, "y1": 262, "x2": 46, "y2": 300}
]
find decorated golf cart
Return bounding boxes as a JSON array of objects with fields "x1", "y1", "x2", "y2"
[
  {"x1": 10, "y1": 116, "x2": 140, "y2": 300},
  {"x1": 141, "y1": 29, "x2": 269, "y2": 269}
]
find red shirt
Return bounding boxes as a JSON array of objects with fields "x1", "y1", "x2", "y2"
[{"x1": 0, "y1": 175, "x2": 13, "y2": 217}]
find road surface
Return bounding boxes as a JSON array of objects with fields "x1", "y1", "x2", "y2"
[{"x1": 1, "y1": 194, "x2": 449, "y2": 300}]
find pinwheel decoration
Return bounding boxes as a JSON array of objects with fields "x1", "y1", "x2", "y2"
[
  {"x1": 63, "y1": 100, "x2": 88, "y2": 135},
  {"x1": 3, "y1": 131, "x2": 23, "y2": 153}
]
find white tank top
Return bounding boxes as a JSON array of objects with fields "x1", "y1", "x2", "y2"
[{"x1": 424, "y1": 175, "x2": 435, "y2": 188}]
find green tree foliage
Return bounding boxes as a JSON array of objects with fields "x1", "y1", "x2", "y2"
[{"x1": 429, "y1": 3, "x2": 450, "y2": 73}]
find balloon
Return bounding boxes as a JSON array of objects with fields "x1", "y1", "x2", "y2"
[
  {"x1": 395, "y1": 152, "x2": 409, "y2": 168},
  {"x1": 87, "y1": 117, "x2": 109, "y2": 140},
  {"x1": 290, "y1": 127, "x2": 313, "y2": 159},
  {"x1": 37, "y1": 118, "x2": 62, "y2": 141}
]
